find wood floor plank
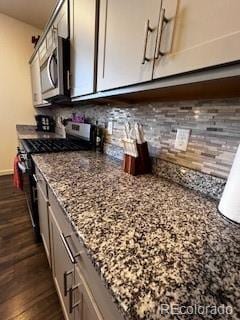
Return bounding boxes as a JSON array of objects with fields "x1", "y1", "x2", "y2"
[
  {"x1": 0, "y1": 175, "x2": 63, "y2": 319},
  {"x1": 11, "y1": 292, "x2": 64, "y2": 320}
]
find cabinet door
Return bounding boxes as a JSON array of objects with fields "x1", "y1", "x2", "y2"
[
  {"x1": 54, "y1": 0, "x2": 69, "y2": 39},
  {"x1": 70, "y1": 0, "x2": 97, "y2": 97},
  {"x1": 38, "y1": 40, "x2": 47, "y2": 61},
  {"x1": 97, "y1": 0, "x2": 161, "y2": 91},
  {"x1": 30, "y1": 54, "x2": 42, "y2": 106},
  {"x1": 153, "y1": 0, "x2": 240, "y2": 79},
  {"x1": 73, "y1": 266, "x2": 103, "y2": 320},
  {"x1": 46, "y1": 26, "x2": 58, "y2": 52},
  {"x1": 37, "y1": 183, "x2": 51, "y2": 266},
  {"x1": 49, "y1": 206, "x2": 74, "y2": 320}
]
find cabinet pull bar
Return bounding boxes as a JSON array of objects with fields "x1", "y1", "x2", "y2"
[
  {"x1": 63, "y1": 270, "x2": 73, "y2": 296},
  {"x1": 61, "y1": 233, "x2": 82, "y2": 263},
  {"x1": 60, "y1": 233, "x2": 75, "y2": 263},
  {"x1": 155, "y1": 8, "x2": 169, "y2": 59},
  {"x1": 142, "y1": 19, "x2": 154, "y2": 64},
  {"x1": 69, "y1": 284, "x2": 82, "y2": 314},
  {"x1": 33, "y1": 174, "x2": 38, "y2": 183}
]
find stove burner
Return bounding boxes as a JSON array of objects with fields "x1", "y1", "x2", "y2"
[{"x1": 22, "y1": 138, "x2": 91, "y2": 154}]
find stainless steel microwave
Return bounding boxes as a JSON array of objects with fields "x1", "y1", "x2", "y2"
[{"x1": 40, "y1": 37, "x2": 70, "y2": 101}]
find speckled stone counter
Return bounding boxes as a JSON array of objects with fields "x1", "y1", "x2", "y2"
[
  {"x1": 16, "y1": 124, "x2": 61, "y2": 139},
  {"x1": 32, "y1": 151, "x2": 240, "y2": 320}
]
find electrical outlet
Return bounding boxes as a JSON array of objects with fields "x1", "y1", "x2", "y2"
[
  {"x1": 174, "y1": 129, "x2": 191, "y2": 151},
  {"x1": 107, "y1": 121, "x2": 113, "y2": 135}
]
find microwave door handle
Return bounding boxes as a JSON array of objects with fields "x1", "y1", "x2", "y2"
[{"x1": 47, "y1": 53, "x2": 56, "y2": 89}]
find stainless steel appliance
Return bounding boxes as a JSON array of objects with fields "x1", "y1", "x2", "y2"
[
  {"x1": 17, "y1": 122, "x2": 94, "y2": 241},
  {"x1": 40, "y1": 36, "x2": 70, "y2": 101}
]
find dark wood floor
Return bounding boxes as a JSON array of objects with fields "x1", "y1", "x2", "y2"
[{"x1": 0, "y1": 175, "x2": 63, "y2": 320}]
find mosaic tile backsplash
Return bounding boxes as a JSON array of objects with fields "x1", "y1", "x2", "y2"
[
  {"x1": 41, "y1": 98, "x2": 240, "y2": 181},
  {"x1": 102, "y1": 144, "x2": 226, "y2": 200}
]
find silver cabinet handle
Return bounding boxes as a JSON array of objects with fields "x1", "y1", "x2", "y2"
[
  {"x1": 64, "y1": 270, "x2": 73, "y2": 296},
  {"x1": 142, "y1": 19, "x2": 154, "y2": 64},
  {"x1": 60, "y1": 233, "x2": 75, "y2": 263},
  {"x1": 33, "y1": 174, "x2": 38, "y2": 183},
  {"x1": 60, "y1": 233, "x2": 82, "y2": 264},
  {"x1": 155, "y1": 8, "x2": 169, "y2": 59},
  {"x1": 69, "y1": 284, "x2": 82, "y2": 314}
]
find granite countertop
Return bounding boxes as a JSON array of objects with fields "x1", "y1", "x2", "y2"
[
  {"x1": 32, "y1": 151, "x2": 240, "y2": 320},
  {"x1": 16, "y1": 124, "x2": 61, "y2": 139}
]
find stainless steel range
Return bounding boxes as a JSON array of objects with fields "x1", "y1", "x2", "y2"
[{"x1": 17, "y1": 122, "x2": 94, "y2": 241}]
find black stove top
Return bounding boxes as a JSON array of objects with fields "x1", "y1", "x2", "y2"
[{"x1": 22, "y1": 138, "x2": 91, "y2": 154}]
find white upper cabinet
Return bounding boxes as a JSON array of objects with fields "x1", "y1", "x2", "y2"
[
  {"x1": 30, "y1": 53, "x2": 42, "y2": 106},
  {"x1": 53, "y1": 0, "x2": 69, "y2": 39},
  {"x1": 153, "y1": 0, "x2": 240, "y2": 79},
  {"x1": 32, "y1": 0, "x2": 240, "y2": 99},
  {"x1": 97, "y1": 0, "x2": 162, "y2": 91},
  {"x1": 70, "y1": 0, "x2": 97, "y2": 97},
  {"x1": 97, "y1": 0, "x2": 240, "y2": 91},
  {"x1": 46, "y1": 26, "x2": 57, "y2": 52},
  {"x1": 38, "y1": 39, "x2": 47, "y2": 62}
]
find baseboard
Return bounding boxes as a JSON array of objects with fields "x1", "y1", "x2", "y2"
[{"x1": 0, "y1": 169, "x2": 13, "y2": 176}]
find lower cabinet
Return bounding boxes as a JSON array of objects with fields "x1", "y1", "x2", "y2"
[
  {"x1": 36, "y1": 174, "x2": 51, "y2": 266},
  {"x1": 36, "y1": 167, "x2": 124, "y2": 320},
  {"x1": 49, "y1": 205, "x2": 74, "y2": 320},
  {"x1": 48, "y1": 202, "x2": 104, "y2": 320},
  {"x1": 73, "y1": 265, "x2": 103, "y2": 320}
]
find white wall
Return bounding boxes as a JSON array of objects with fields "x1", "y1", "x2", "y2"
[{"x1": 0, "y1": 13, "x2": 41, "y2": 175}]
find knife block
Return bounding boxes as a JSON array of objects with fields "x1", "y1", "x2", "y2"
[{"x1": 123, "y1": 142, "x2": 151, "y2": 175}]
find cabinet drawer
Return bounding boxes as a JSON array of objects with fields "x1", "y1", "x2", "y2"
[
  {"x1": 34, "y1": 167, "x2": 48, "y2": 199},
  {"x1": 71, "y1": 233, "x2": 124, "y2": 320},
  {"x1": 48, "y1": 188, "x2": 72, "y2": 236}
]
